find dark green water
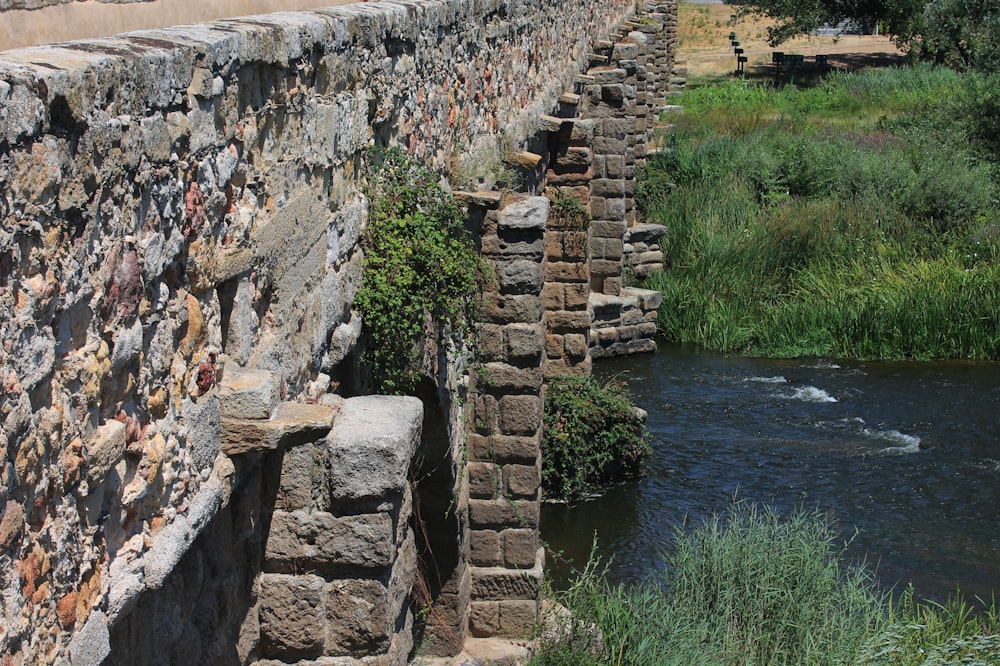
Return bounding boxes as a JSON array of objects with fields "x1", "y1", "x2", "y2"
[{"x1": 541, "y1": 344, "x2": 1000, "y2": 601}]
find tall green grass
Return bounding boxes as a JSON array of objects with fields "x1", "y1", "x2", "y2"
[
  {"x1": 641, "y1": 66, "x2": 1000, "y2": 360},
  {"x1": 531, "y1": 505, "x2": 1000, "y2": 665}
]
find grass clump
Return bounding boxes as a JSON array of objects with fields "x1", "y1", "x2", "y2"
[
  {"x1": 356, "y1": 147, "x2": 488, "y2": 394},
  {"x1": 541, "y1": 376, "x2": 650, "y2": 502},
  {"x1": 641, "y1": 66, "x2": 1000, "y2": 360},
  {"x1": 532, "y1": 504, "x2": 1000, "y2": 665}
]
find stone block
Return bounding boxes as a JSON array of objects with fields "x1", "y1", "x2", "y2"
[
  {"x1": 471, "y1": 395, "x2": 498, "y2": 435},
  {"x1": 606, "y1": 197, "x2": 627, "y2": 219},
  {"x1": 470, "y1": 557, "x2": 542, "y2": 600},
  {"x1": 589, "y1": 196, "x2": 607, "y2": 220},
  {"x1": 591, "y1": 220, "x2": 627, "y2": 238},
  {"x1": 470, "y1": 529, "x2": 501, "y2": 567},
  {"x1": 602, "y1": 84, "x2": 626, "y2": 103},
  {"x1": 604, "y1": 277, "x2": 623, "y2": 295},
  {"x1": 553, "y1": 146, "x2": 592, "y2": 174},
  {"x1": 628, "y1": 339, "x2": 657, "y2": 354},
  {"x1": 479, "y1": 294, "x2": 542, "y2": 324},
  {"x1": 498, "y1": 197, "x2": 550, "y2": 231},
  {"x1": 222, "y1": 402, "x2": 336, "y2": 455},
  {"x1": 591, "y1": 178, "x2": 625, "y2": 198},
  {"x1": 468, "y1": 462, "x2": 499, "y2": 500},
  {"x1": 218, "y1": 367, "x2": 280, "y2": 419},
  {"x1": 591, "y1": 259, "x2": 621, "y2": 277},
  {"x1": 259, "y1": 573, "x2": 325, "y2": 657},
  {"x1": 469, "y1": 499, "x2": 539, "y2": 529},
  {"x1": 624, "y1": 287, "x2": 663, "y2": 310},
  {"x1": 499, "y1": 600, "x2": 539, "y2": 636},
  {"x1": 277, "y1": 441, "x2": 320, "y2": 511},
  {"x1": 546, "y1": 310, "x2": 591, "y2": 332},
  {"x1": 481, "y1": 362, "x2": 543, "y2": 392},
  {"x1": 637, "y1": 322, "x2": 658, "y2": 337},
  {"x1": 546, "y1": 232, "x2": 564, "y2": 260},
  {"x1": 264, "y1": 510, "x2": 394, "y2": 572},
  {"x1": 324, "y1": 578, "x2": 390, "y2": 656},
  {"x1": 570, "y1": 118, "x2": 595, "y2": 144},
  {"x1": 499, "y1": 260, "x2": 544, "y2": 295},
  {"x1": 561, "y1": 231, "x2": 588, "y2": 261},
  {"x1": 506, "y1": 323, "x2": 544, "y2": 361},
  {"x1": 593, "y1": 136, "x2": 627, "y2": 154},
  {"x1": 546, "y1": 261, "x2": 588, "y2": 283},
  {"x1": 563, "y1": 333, "x2": 588, "y2": 360},
  {"x1": 469, "y1": 602, "x2": 500, "y2": 637},
  {"x1": 541, "y1": 282, "x2": 564, "y2": 310},
  {"x1": 477, "y1": 323, "x2": 505, "y2": 362},
  {"x1": 544, "y1": 333, "x2": 564, "y2": 359},
  {"x1": 502, "y1": 529, "x2": 539, "y2": 569},
  {"x1": 504, "y1": 464, "x2": 540, "y2": 498},
  {"x1": 564, "y1": 283, "x2": 590, "y2": 309},
  {"x1": 589, "y1": 67, "x2": 627, "y2": 84},
  {"x1": 326, "y1": 396, "x2": 422, "y2": 504},
  {"x1": 606, "y1": 155, "x2": 625, "y2": 178},
  {"x1": 468, "y1": 434, "x2": 539, "y2": 464},
  {"x1": 498, "y1": 395, "x2": 541, "y2": 436}
]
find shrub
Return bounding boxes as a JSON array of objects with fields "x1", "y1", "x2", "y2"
[
  {"x1": 541, "y1": 376, "x2": 649, "y2": 502},
  {"x1": 355, "y1": 147, "x2": 488, "y2": 394}
]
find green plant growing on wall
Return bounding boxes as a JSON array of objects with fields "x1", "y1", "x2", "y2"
[
  {"x1": 547, "y1": 189, "x2": 592, "y2": 230},
  {"x1": 356, "y1": 147, "x2": 489, "y2": 394},
  {"x1": 542, "y1": 375, "x2": 650, "y2": 502}
]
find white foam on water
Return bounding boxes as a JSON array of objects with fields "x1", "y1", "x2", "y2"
[
  {"x1": 781, "y1": 386, "x2": 838, "y2": 403},
  {"x1": 746, "y1": 375, "x2": 788, "y2": 384},
  {"x1": 865, "y1": 428, "x2": 922, "y2": 454},
  {"x1": 807, "y1": 361, "x2": 842, "y2": 370}
]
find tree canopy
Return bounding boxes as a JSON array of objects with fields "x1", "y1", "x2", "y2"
[{"x1": 734, "y1": 0, "x2": 1000, "y2": 71}]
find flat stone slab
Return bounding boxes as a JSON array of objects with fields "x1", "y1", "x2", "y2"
[{"x1": 222, "y1": 402, "x2": 337, "y2": 455}]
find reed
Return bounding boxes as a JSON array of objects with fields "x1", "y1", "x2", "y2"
[
  {"x1": 531, "y1": 505, "x2": 1000, "y2": 665},
  {"x1": 640, "y1": 66, "x2": 1000, "y2": 360}
]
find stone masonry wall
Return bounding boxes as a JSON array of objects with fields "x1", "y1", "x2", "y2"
[{"x1": 0, "y1": 0, "x2": 643, "y2": 662}]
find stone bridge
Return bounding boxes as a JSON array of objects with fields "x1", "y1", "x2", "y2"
[{"x1": 0, "y1": 0, "x2": 682, "y2": 662}]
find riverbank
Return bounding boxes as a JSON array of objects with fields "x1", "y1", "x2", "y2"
[{"x1": 640, "y1": 65, "x2": 1000, "y2": 360}]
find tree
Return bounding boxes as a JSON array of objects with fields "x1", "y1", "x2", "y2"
[{"x1": 733, "y1": 0, "x2": 924, "y2": 46}]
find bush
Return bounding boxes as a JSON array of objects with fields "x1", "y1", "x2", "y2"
[
  {"x1": 541, "y1": 376, "x2": 649, "y2": 502},
  {"x1": 355, "y1": 147, "x2": 488, "y2": 394}
]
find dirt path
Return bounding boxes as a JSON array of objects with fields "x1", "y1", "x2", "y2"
[{"x1": 677, "y1": 1, "x2": 906, "y2": 78}]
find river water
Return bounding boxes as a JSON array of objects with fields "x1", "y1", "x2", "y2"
[{"x1": 541, "y1": 344, "x2": 1000, "y2": 601}]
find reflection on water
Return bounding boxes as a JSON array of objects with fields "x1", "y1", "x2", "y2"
[{"x1": 541, "y1": 344, "x2": 1000, "y2": 601}]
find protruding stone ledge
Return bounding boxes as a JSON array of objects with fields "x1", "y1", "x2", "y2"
[
  {"x1": 454, "y1": 190, "x2": 503, "y2": 208},
  {"x1": 222, "y1": 401, "x2": 338, "y2": 455}
]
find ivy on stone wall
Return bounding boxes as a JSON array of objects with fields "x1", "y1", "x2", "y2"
[{"x1": 356, "y1": 148, "x2": 489, "y2": 394}]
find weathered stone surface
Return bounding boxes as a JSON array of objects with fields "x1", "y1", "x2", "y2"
[
  {"x1": 499, "y1": 260, "x2": 545, "y2": 295},
  {"x1": 259, "y1": 573, "x2": 325, "y2": 657},
  {"x1": 326, "y1": 396, "x2": 422, "y2": 503},
  {"x1": 498, "y1": 197, "x2": 550, "y2": 232},
  {"x1": 85, "y1": 421, "x2": 126, "y2": 486},
  {"x1": 264, "y1": 510, "x2": 394, "y2": 572},
  {"x1": 502, "y1": 529, "x2": 539, "y2": 569},
  {"x1": 218, "y1": 367, "x2": 281, "y2": 419},
  {"x1": 324, "y1": 578, "x2": 390, "y2": 656},
  {"x1": 222, "y1": 402, "x2": 336, "y2": 455},
  {"x1": 470, "y1": 552, "x2": 543, "y2": 600},
  {"x1": 498, "y1": 395, "x2": 541, "y2": 436}
]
